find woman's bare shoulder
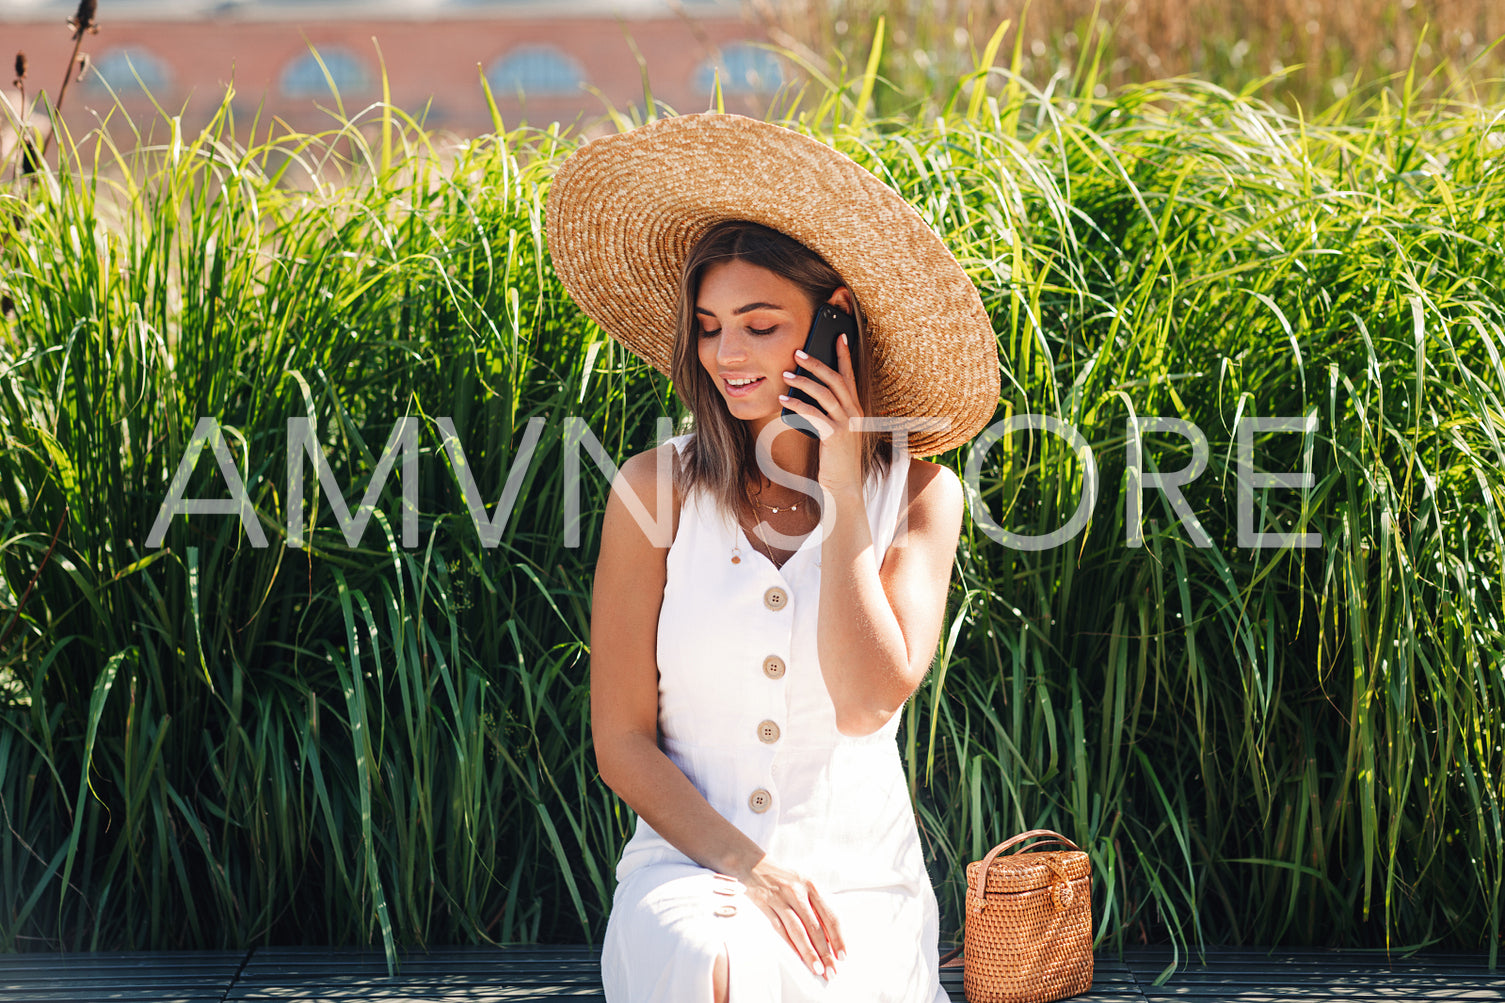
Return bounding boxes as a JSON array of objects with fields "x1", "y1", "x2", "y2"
[
  {"x1": 616, "y1": 443, "x2": 678, "y2": 493},
  {"x1": 902, "y1": 456, "x2": 963, "y2": 513},
  {"x1": 609, "y1": 442, "x2": 684, "y2": 547}
]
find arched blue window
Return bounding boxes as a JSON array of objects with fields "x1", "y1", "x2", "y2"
[
  {"x1": 84, "y1": 47, "x2": 172, "y2": 95},
  {"x1": 693, "y1": 43, "x2": 784, "y2": 95},
  {"x1": 279, "y1": 48, "x2": 371, "y2": 98},
  {"x1": 485, "y1": 45, "x2": 587, "y2": 98}
]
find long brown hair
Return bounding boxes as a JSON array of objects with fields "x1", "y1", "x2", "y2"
[{"x1": 671, "y1": 220, "x2": 891, "y2": 517}]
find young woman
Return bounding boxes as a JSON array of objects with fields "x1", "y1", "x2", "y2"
[{"x1": 546, "y1": 114, "x2": 1000, "y2": 1003}]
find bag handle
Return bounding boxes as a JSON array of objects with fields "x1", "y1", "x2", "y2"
[{"x1": 966, "y1": 829, "x2": 1082, "y2": 913}]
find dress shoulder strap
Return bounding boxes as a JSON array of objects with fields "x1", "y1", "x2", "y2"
[
  {"x1": 868, "y1": 454, "x2": 913, "y2": 562},
  {"x1": 667, "y1": 433, "x2": 741, "y2": 542},
  {"x1": 647, "y1": 432, "x2": 693, "y2": 549}
]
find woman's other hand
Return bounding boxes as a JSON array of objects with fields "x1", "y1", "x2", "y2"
[{"x1": 738, "y1": 856, "x2": 847, "y2": 981}]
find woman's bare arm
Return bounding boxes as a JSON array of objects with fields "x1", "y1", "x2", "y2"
[
  {"x1": 815, "y1": 458, "x2": 964, "y2": 737},
  {"x1": 778, "y1": 333, "x2": 965, "y2": 738}
]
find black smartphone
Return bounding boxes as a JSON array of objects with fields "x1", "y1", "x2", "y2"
[{"x1": 781, "y1": 304, "x2": 858, "y2": 439}]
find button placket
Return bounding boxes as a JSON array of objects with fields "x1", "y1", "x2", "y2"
[{"x1": 752, "y1": 582, "x2": 789, "y2": 824}]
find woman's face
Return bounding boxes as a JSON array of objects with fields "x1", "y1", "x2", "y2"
[{"x1": 694, "y1": 259, "x2": 818, "y2": 429}]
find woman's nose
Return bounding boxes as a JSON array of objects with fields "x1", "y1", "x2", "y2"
[{"x1": 716, "y1": 329, "x2": 749, "y2": 363}]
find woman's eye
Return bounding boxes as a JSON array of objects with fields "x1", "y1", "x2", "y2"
[
  {"x1": 700, "y1": 327, "x2": 722, "y2": 338},
  {"x1": 748, "y1": 325, "x2": 777, "y2": 336}
]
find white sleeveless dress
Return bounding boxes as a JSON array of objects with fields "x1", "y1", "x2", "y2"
[{"x1": 600, "y1": 435, "x2": 950, "y2": 1003}]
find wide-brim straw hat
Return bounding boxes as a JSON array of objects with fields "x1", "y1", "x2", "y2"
[{"x1": 545, "y1": 112, "x2": 1000, "y2": 457}]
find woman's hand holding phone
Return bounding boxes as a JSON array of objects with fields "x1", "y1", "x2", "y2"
[
  {"x1": 779, "y1": 327, "x2": 866, "y2": 497},
  {"x1": 781, "y1": 305, "x2": 855, "y2": 437}
]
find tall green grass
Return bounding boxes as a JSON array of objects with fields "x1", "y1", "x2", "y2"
[
  {"x1": 766, "y1": 0, "x2": 1505, "y2": 117},
  {"x1": 1, "y1": 55, "x2": 1502, "y2": 966}
]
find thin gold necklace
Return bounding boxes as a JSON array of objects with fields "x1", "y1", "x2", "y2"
[
  {"x1": 743, "y1": 503, "x2": 813, "y2": 568},
  {"x1": 746, "y1": 518, "x2": 777, "y2": 567},
  {"x1": 731, "y1": 508, "x2": 765, "y2": 566},
  {"x1": 731, "y1": 485, "x2": 812, "y2": 566},
  {"x1": 752, "y1": 485, "x2": 804, "y2": 515}
]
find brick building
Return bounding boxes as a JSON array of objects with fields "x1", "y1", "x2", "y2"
[{"x1": 1, "y1": 0, "x2": 786, "y2": 141}]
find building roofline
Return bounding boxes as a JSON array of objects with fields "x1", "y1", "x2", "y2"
[{"x1": 0, "y1": 0, "x2": 746, "y2": 25}]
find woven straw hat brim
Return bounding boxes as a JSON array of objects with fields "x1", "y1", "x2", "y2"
[{"x1": 545, "y1": 113, "x2": 1000, "y2": 457}]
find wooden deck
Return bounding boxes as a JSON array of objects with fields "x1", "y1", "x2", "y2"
[{"x1": 3, "y1": 945, "x2": 1497, "y2": 1001}]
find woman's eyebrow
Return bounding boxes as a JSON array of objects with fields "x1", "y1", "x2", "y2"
[{"x1": 694, "y1": 302, "x2": 786, "y2": 316}]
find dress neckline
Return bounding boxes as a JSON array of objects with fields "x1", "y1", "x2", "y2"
[
  {"x1": 736, "y1": 518, "x2": 820, "y2": 573},
  {"x1": 664, "y1": 432, "x2": 906, "y2": 575}
]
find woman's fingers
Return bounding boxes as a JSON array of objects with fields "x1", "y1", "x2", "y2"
[
  {"x1": 781, "y1": 370, "x2": 847, "y2": 423},
  {"x1": 773, "y1": 903, "x2": 829, "y2": 979},
  {"x1": 741, "y1": 858, "x2": 843, "y2": 979},
  {"x1": 808, "y1": 883, "x2": 848, "y2": 962},
  {"x1": 776, "y1": 392, "x2": 837, "y2": 439},
  {"x1": 792, "y1": 340, "x2": 862, "y2": 416},
  {"x1": 789, "y1": 889, "x2": 839, "y2": 977},
  {"x1": 743, "y1": 864, "x2": 842, "y2": 981},
  {"x1": 835, "y1": 330, "x2": 856, "y2": 387},
  {"x1": 753, "y1": 895, "x2": 828, "y2": 980},
  {"x1": 789, "y1": 360, "x2": 859, "y2": 417}
]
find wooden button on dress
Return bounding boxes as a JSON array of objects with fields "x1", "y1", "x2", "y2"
[
  {"x1": 762, "y1": 655, "x2": 786, "y2": 679},
  {"x1": 762, "y1": 586, "x2": 788, "y2": 611},
  {"x1": 748, "y1": 788, "x2": 772, "y2": 813},
  {"x1": 756, "y1": 720, "x2": 781, "y2": 744}
]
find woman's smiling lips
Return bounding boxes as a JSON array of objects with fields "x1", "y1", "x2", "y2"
[{"x1": 721, "y1": 375, "x2": 769, "y2": 397}]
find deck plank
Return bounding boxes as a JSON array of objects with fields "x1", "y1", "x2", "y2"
[
  {"x1": 939, "y1": 956, "x2": 1142, "y2": 1001},
  {"x1": 0, "y1": 950, "x2": 248, "y2": 1002},
  {"x1": 3, "y1": 945, "x2": 1496, "y2": 1001},
  {"x1": 230, "y1": 946, "x2": 1139, "y2": 1001},
  {"x1": 1122, "y1": 948, "x2": 1499, "y2": 1003}
]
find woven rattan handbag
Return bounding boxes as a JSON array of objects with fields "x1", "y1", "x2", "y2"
[{"x1": 960, "y1": 829, "x2": 1093, "y2": 1003}]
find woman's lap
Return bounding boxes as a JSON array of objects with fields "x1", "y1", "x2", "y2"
[
  {"x1": 603, "y1": 862, "x2": 789, "y2": 1003},
  {"x1": 602, "y1": 861, "x2": 948, "y2": 1003}
]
